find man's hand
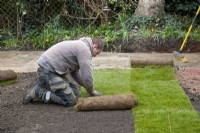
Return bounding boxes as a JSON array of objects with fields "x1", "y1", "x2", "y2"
[{"x1": 91, "y1": 90, "x2": 101, "y2": 96}]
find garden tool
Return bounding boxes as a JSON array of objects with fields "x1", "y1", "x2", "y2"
[{"x1": 173, "y1": 6, "x2": 200, "y2": 63}]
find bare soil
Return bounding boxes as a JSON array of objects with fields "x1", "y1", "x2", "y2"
[
  {"x1": 0, "y1": 73, "x2": 134, "y2": 133},
  {"x1": 1, "y1": 38, "x2": 200, "y2": 53},
  {"x1": 175, "y1": 67, "x2": 200, "y2": 113},
  {"x1": 105, "y1": 38, "x2": 200, "y2": 53}
]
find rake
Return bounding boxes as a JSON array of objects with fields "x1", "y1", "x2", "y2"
[{"x1": 173, "y1": 6, "x2": 200, "y2": 63}]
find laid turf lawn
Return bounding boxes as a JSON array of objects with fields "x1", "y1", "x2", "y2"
[
  {"x1": 81, "y1": 66, "x2": 200, "y2": 132},
  {"x1": 131, "y1": 66, "x2": 200, "y2": 132}
]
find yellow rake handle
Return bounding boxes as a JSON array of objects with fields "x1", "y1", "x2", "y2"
[{"x1": 180, "y1": 6, "x2": 200, "y2": 51}]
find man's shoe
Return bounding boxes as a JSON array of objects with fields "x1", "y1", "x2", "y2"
[{"x1": 22, "y1": 85, "x2": 38, "y2": 104}]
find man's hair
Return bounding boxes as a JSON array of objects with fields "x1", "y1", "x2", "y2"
[{"x1": 92, "y1": 37, "x2": 104, "y2": 50}]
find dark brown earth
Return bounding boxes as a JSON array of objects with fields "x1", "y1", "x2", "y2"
[
  {"x1": 105, "y1": 38, "x2": 200, "y2": 53},
  {"x1": 0, "y1": 40, "x2": 200, "y2": 132},
  {"x1": 1, "y1": 38, "x2": 200, "y2": 53},
  {"x1": 0, "y1": 73, "x2": 134, "y2": 133},
  {"x1": 125, "y1": 38, "x2": 200, "y2": 53}
]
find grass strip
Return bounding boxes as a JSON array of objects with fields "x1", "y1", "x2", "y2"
[
  {"x1": 131, "y1": 66, "x2": 200, "y2": 132},
  {"x1": 0, "y1": 79, "x2": 17, "y2": 86},
  {"x1": 80, "y1": 67, "x2": 200, "y2": 132},
  {"x1": 80, "y1": 69, "x2": 132, "y2": 97}
]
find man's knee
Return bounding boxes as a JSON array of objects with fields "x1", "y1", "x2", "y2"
[{"x1": 63, "y1": 87, "x2": 77, "y2": 106}]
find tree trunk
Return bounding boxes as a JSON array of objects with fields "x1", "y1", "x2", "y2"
[{"x1": 135, "y1": 0, "x2": 165, "y2": 16}]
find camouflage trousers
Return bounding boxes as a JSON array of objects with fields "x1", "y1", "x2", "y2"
[{"x1": 34, "y1": 67, "x2": 80, "y2": 106}]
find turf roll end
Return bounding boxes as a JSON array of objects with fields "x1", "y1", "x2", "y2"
[{"x1": 0, "y1": 70, "x2": 17, "y2": 81}]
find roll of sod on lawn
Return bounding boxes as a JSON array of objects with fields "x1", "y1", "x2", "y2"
[
  {"x1": 76, "y1": 94, "x2": 138, "y2": 111},
  {"x1": 131, "y1": 58, "x2": 174, "y2": 67},
  {"x1": 0, "y1": 70, "x2": 17, "y2": 84}
]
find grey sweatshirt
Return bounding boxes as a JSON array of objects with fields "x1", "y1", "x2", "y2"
[{"x1": 38, "y1": 37, "x2": 94, "y2": 95}]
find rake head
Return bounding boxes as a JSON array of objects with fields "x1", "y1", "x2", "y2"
[{"x1": 173, "y1": 51, "x2": 188, "y2": 63}]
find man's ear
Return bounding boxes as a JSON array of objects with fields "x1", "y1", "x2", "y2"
[{"x1": 93, "y1": 44, "x2": 98, "y2": 49}]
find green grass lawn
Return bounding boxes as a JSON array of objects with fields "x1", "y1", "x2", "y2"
[
  {"x1": 131, "y1": 66, "x2": 200, "y2": 133},
  {"x1": 81, "y1": 67, "x2": 200, "y2": 132}
]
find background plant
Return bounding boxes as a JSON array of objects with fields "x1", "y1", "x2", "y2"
[{"x1": 0, "y1": 0, "x2": 199, "y2": 51}]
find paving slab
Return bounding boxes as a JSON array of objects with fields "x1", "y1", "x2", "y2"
[{"x1": 0, "y1": 51, "x2": 199, "y2": 73}]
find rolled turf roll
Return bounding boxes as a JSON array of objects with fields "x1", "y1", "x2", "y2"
[
  {"x1": 76, "y1": 93, "x2": 138, "y2": 111},
  {"x1": 131, "y1": 58, "x2": 174, "y2": 66},
  {"x1": 0, "y1": 70, "x2": 17, "y2": 81}
]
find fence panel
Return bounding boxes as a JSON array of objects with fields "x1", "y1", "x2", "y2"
[
  {"x1": 1, "y1": 1, "x2": 108, "y2": 29},
  {"x1": 0, "y1": 0, "x2": 17, "y2": 30}
]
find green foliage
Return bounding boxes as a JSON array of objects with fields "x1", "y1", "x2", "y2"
[
  {"x1": 0, "y1": 29, "x2": 19, "y2": 48},
  {"x1": 83, "y1": 13, "x2": 129, "y2": 48},
  {"x1": 162, "y1": 26, "x2": 175, "y2": 39},
  {"x1": 191, "y1": 26, "x2": 200, "y2": 41},
  {"x1": 2, "y1": 38, "x2": 18, "y2": 48},
  {"x1": 25, "y1": 16, "x2": 72, "y2": 49},
  {"x1": 125, "y1": 14, "x2": 199, "y2": 42},
  {"x1": 1, "y1": 0, "x2": 200, "y2": 51},
  {"x1": 137, "y1": 27, "x2": 151, "y2": 39},
  {"x1": 108, "y1": 0, "x2": 138, "y2": 13},
  {"x1": 165, "y1": 0, "x2": 200, "y2": 16},
  {"x1": 126, "y1": 14, "x2": 189, "y2": 30}
]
